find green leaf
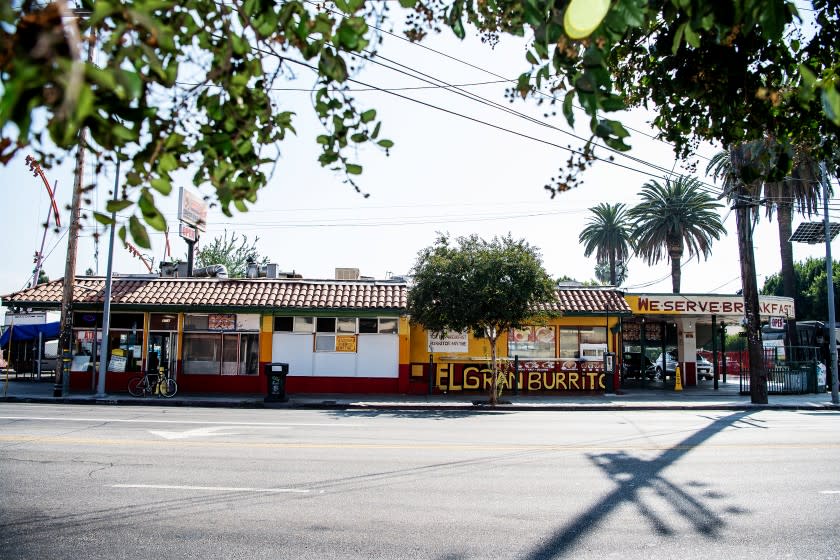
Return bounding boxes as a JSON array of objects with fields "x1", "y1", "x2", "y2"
[
  {"x1": 360, "y1": 109, "x2": 376, "y2": 123},
  {"x1": 158, "y1": 152, "x2": 178, "y2": 173},
  {"x1": 129, "y1": 216, "x2": 151, "y2": 248},
  {"x1": 562, "y1": 91, "x2": 575, "y2": 127},
  {"x1": 448, "y1": 1, "x2": 465, "y2": 40},
  {"x1": 517, "y1": 72, "x2": 531, "y2": 99},
  {"x1": 118, "y1": 225, "x2": 127, "y2": 245},
  {"x1": 137, "y1": 190, "x2": 167, "y2": 231},
  {"x1": 371, "y1": 122, "x2": 381, "y2": 139},
  {"x1": 345, "y1": 163, "x2": 363, "y2": 175},
  {"x1": 106, "y1": 199, "x2": 134, "y2": 213},
  {"x1": 398, "y1": 0, "x2": 416, "y2": 7},
  {"x1": 377, "y1": 139, "x2": 394, "y2": 148},
  {"x1": 318, "y1": 48, "x2": 348, "y2": 82},
  {"x1": 149, "y1": 176, "x2": 172, "y2": 195},
  {"x1": 672, "y1": 22, "x2": 685, "y2": 54},
  {"x1": 683, "y1": 23, "x2": 700, "y2": 48},
  {"x1": 93, "y1": 211, "x2": 116, "y2": 226}
]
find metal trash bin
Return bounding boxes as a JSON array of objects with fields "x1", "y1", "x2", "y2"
[{"x1": 264, "y1": 362, "x2": 289, "y2": 402}]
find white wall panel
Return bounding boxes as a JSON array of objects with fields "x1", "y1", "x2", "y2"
[
  {"x1": 357, "y1": 334, "x2": 399, "y2": 378},
  {"x1": 272, "y1": 333, "x2": 313, "y2": 376}
]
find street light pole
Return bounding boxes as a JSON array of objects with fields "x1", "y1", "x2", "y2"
[
  {"x1": 94, "y1": 156, "x2": 120, "y2": 398},
  {"x1": 821, "y1": 163, "x2": 839, "y2": 404}
]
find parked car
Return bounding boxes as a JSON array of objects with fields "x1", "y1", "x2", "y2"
[
  {"x1": 656, "y1": 350, "x2": 715, "y2": 380},
  {"x1": 654, "y1": 350, "x2": 678, "y2": 379},
  {"x1": 695, "y1": 353, "x2": 713, "y2": 380},
  {"x1": 621, "y1": 352, "x2": 656, "y2": 381}
]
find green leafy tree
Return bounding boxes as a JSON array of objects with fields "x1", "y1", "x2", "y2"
[
  {"x1": 762, "y1": 257, "x2": 840, "y2": 322},
  {"x1": 578, "y1": 202, "x2": 633, "y2": 286},
  {"x1": 194, "y1": 231, "x2": 268, "y2": 278},
  {"x1": 1, "y1": 0, "x2": 394, "y2": 248},
  {"x1": 408, "y1": 234, "x2": 556, "y2": 406},
  {"x1": 627, "y1": 176, "x2": 726, "y2": 294},
  {"x1": 4, "y1": 1, "x2": 838, "y2": 248}
]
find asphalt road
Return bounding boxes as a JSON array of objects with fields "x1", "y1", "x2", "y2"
[{"x1": 1, "y1": 403, "x2": 839, "y2": 559}]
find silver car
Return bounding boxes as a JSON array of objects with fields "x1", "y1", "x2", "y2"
[
  {"x1": 655, "y1": 350, "x2": 714, "y2": 381},
  {"x1": 695, "y1": 353, "x2": 713, "y2": 381}
]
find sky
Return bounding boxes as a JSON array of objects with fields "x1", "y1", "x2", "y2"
[{"x1": 2, "y1": 7, "x2": 839, "y2": 302}]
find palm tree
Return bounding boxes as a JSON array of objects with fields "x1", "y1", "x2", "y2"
[
  {"x1": 627, "y1": 175, "x2": 726, "y2": 293},
  {"x1": 707, "y1": 143, "x2": 823, "y2": 305},
  {"x1": 578, "y1": 203, "x2": 634, "y2": 286}
]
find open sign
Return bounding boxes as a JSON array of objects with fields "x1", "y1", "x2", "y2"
[{"x1": 769, "y1": 316, "x2": 785, "y2": 330}]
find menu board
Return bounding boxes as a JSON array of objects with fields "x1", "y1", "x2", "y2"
[{"x1": 335, "y1": 335, "x2": 357, "y2": 353}]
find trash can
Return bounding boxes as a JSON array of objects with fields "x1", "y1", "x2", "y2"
[{"x1": 264, "y1": 362, "x2": 289, "y2": 402}]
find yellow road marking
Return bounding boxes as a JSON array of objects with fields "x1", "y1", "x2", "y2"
[{"x1": 0, "y1": 434, "x2": 838, "y2": 451}]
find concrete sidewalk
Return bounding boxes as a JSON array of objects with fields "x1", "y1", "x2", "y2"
[{"x1": 1, "y1": 377, "x2": 838, "y2": 411}]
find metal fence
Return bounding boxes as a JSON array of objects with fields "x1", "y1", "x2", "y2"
[{"x1": 739, "y1": 347, "x2": 826, "y2": 395}]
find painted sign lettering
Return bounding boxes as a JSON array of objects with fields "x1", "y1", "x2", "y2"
[
  {"x1": 433, "y1": 362, "x2": 605, "y2": 392},
  {"x1": 629, "y1": 294, "x2": 794, "y2": 318}
]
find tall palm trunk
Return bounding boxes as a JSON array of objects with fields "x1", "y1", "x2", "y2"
[
  {"x1": 777, "y1": 201, "x2": 798, "y2": 352},
  {"x1": 609, "y1": 251, "x2": 617, "y2": 285},
  {"x1": 668, "y1": 238, "x2": 683, "y2": 293}
]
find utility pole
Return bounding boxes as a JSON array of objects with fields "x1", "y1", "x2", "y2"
[{"x1": 55, "y1": 18, "x2": 94, "y2": 398}]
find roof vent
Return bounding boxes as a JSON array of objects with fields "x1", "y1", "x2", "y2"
[
  {"x1": 247, "y1": 263, "x2": 281, "y2": 278},
  {"x1": 193, "y1": 264, "x2": 228, "y2": 279}
]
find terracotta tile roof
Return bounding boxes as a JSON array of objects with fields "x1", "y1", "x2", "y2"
[
  {"x1": 1, "y1": 278, "x2": 629, "y2": 315},
  {"x1": 1, "y1": 277, "x2": 408, "y2": 311},
  {"x1": 534, "y1": 288, "x2": 631, "y2": 315}
]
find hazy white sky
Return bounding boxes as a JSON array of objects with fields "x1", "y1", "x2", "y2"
[{"x1": 2, "y1": 11, "x2": 838, "y2": 300}]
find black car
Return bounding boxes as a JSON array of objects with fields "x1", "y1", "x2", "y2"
[{"x1": 621, "y1": 352, "x2": 656, "y2": 380}]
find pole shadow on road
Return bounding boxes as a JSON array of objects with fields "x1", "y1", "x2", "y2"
[{"x1": 525, "y1": 410, "x2": 759, "y2": 560}]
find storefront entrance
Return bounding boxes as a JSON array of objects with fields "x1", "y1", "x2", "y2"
[{"x1": 147, "y1": 332, "x2": 176, "y2": 378}]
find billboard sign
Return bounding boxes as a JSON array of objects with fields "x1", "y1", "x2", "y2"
[
  {"x1": 178, "y1": 188, "x2": 208, "y2": 231},
  {"x1": 179, "y1": 223, "x2": 196, "y2": 242}
]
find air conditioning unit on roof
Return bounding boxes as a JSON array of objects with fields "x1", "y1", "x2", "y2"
[{"x1": 335, "y1": 267, "x2": 360, "y2": 280}]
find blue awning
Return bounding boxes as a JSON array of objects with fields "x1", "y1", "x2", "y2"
[{"x1": 0, "y1": 322, "x2": 60, "y2": 347}]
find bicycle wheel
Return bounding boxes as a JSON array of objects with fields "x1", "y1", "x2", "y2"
[
  {"x1": 127, "y1": 376, "x2": 145, "y2": 397},
  {"x1": 160, "y1": 378, "x2": 178, "y2": 398}
]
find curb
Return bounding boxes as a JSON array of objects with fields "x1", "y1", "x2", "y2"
[{"x1": 3, "y1": 395, "x2": 839, "y2": 411}]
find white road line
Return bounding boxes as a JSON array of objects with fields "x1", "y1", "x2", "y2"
[
  {"x1": 820, "y1": 490, "x2": 840, "y2": 494},
  {"x1": 0, "y1": 416, "x2": 361, "y2": 427},
  {"x1": 112, "y1": 484, "x2": 310, "y2": 493}
]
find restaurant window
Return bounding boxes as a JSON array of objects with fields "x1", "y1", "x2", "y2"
[
  {"x1": 294, "y1": 316, "x2": 314, "y2": 333},
  {"x1": 182, "y1": 314, "x2": 259, "y2": 375},
  {"x1": 558, "y1": 328, "x2": 578, "y2": 359},
  {"x1": 274, "y1": 316, "x2": 293, "y2": 332},
  {"x1": 359, "y1": 318, "x2": 378, "y2": 333},
  {"x1": 149, "y1": 313, "x2": 178, "y2": 331},
  {"x1": 106, "y1": 313, "x2": 144, "y2": 372},
  {"x1": 508, "y1": 326, "x2": 555, "y2": 359},
  {"x1": 378, "y1": 318, "x2": 398, "y2": 334},
  {"x1": 556, "y1": 327, "x2": 608, "y2": 360}
]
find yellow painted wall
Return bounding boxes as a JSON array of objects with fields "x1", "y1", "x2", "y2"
[
  {"x1": 260, "y1": 315, "x2": 273, "y2": 362},
  {"x1": 407, "y1": 316, "x2": 622, "y2": 365}
]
